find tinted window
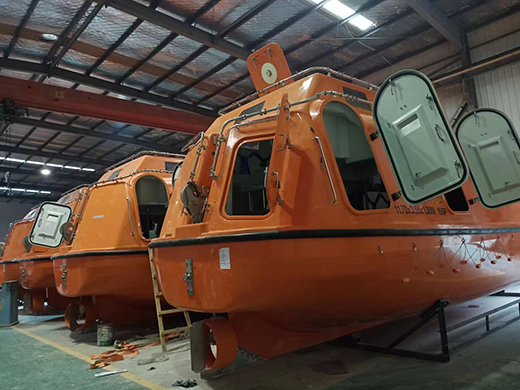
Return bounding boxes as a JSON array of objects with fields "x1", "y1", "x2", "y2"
[
  {"x1": 445, "y1": 187, "x2": 469, "y2": 212},
  {"x1": 108, "y1": 169, "x2": 122, "y2": 180},
  {"x1": 226, "y1": 140, "x2": 272, "y2": 216},
  {"x1": 323, "y1": 101, "x2": 389, "y2": 210},
  {"x1": 135, "y1": 176, "x2": 169, "y2": 239}
]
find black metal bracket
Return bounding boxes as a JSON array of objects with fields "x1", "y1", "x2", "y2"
[
  {"x1": 345, "y1": 299, "x2": 450, "y2": 363},
  {"x1": 343, "y1": 293, "x2": 520, "y2": 363}
]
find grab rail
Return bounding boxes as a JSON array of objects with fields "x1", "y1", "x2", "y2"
[
  {"x1": 219, "y1": 66, "x2": 378, "y2": 115},
  {"x1": 209, "y1": 105, "x2": 280, "y2": 180},
  {"x1": 312, "y1": 136, "x2": 337, "y2": 205}
]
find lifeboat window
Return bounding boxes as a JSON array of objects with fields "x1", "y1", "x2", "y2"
[
  {"x1": 165, "y1": 161, "x2": 178, "y2": 171},
  {"x1": 323, "y1": 101, "x2": 390, "y2": 210},
  {"x1": 172, "y1": 162, "x2": 183, "y2": 188},
  {"x1": 445, "y1": 187, "x2": 469, "y2": 212},
  {"x1": 226, "y1": 139, "x2": 272, "y2": 216},
  {"x1": 240, "y1": 101, "x2": 265, "y2": 117},
  {"x1": 108, "y1": 169, "x2": 122, "y2": 181},
  {"x1": 135, "y1": 176, "x2": 169, "y2": 239}
]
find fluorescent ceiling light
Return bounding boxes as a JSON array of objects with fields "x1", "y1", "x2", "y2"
[
  {"x1": 82, "y1": 168, "x2": 96, "y2": 172},
  {"x1": 309, "y1": 0, "x2": 374, "y2": 31},
  {"x1": 5, "y1": 158, "x2": 25, "y2": 163},
  {"x1": 41, "y1": 168, "x2": 51, "y2": 176},
  {"x1": 46, "y1": 163, "x2": 64, "y2": 168},
  {"x1": 64, "y1": 165, "x2": 81, "y2": 170},
  {"x1": 0, "y1": 187, "x2": 8, "y2": 190},
  {"x1": 40, "y1": 191, "x2": 52, "y2": 194},
  {"x1": 26, "y1": 160, "x2": 45, "y2": 165},
  {"x1": 11, "y1": 188, "x2": 25, "y2": 192},
  {"x1": 26, "y1": 189, "x2": 39, "y2": 193}
]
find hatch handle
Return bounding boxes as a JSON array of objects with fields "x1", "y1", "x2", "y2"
[
  {"x1": 313, "y1": 136, "x2": 337, "y2": 205},
  {"x1": 514, "y1": 151, "x2": 520, "y2": 165},
  {"x1": 435, "y1": 124, "x2": 446, "y2": 143}
]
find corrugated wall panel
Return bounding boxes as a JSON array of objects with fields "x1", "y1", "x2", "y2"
[{"x1": 468, "y1": 13, "x2": 520, "y2": 130}]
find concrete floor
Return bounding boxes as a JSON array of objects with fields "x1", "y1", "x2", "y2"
[{"x1": 2, "y1": 295, "x2": 520, "y2": 390}]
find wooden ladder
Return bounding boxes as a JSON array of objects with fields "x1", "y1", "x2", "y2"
[{"x1": 148, "y1": 248, "x2": 192, "y2": 352}]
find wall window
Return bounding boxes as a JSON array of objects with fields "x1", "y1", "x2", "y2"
[
  {"x1": 225, "y1": 139, "x2": 272, "y2": 216},
  {"x1": 135, "y1": 176, "x2": 169, "y2": 239},
  {"x1": 323, "y1": 101, "x2": 389, "y2": 210}
]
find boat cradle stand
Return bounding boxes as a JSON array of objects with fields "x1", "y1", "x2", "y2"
[{"x1": 341, "y1": 292, "x2": 520, "y2": 363}]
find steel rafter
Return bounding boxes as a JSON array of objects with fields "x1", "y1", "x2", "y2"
[
  {"x1": 196, "y1": 0, "x2": 386, "y2": 105},
  {"x1": 0, "y1": 165, "x2": 98, "y2": 182},
  {"x1": 98, "y1": 0, "x2": 251, "y2": 60},
  {"x1": 0, "y1": 64, "x2": 217, "y2": 117},
  {"x1": 116, "y1": 0, "x2": 222, "y2": 88},
  {"x1": 0, "y1": 193, "x2": 56, "y2": 201},
  {"x1": 37, "y1": 0, "x2": 95, "y2": 83},
  {"x1": 7, "y1": 117, "x2": 180, "y2": 152},
  {"x1": 3, "y1": 0, "x2": 41, "y2": 59},
  {"x1": 346, "y1": 0, "x2": 489, "y2": 78},
  {"x1": 0, "y1": 144, "x2": 110, "y2": 166}
]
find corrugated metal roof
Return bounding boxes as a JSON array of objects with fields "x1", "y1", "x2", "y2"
[{"x1": 0, "y1": 0, "x2": 517, "y2": 199}]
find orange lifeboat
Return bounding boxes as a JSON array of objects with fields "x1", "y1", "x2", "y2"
[
  {"x1": 34, "y1": 152, "x2": 183, "y2": 328},
  {"x1": 150, "y1": 44, "x2": 520, "y2": 371},
  {"x1": 0, "y1": 208, "x2": 51, "y2": 312},
  {"x1": 18, "y1": 188, "x2": 84, "y2": 292},
  {"x1": 0, "y1": 216, "x2": 33, "y2": 284}
]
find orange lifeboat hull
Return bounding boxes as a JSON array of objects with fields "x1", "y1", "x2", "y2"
[
  {"x1": 53, "y1": 251, "x2": 152, "y2": 300},
  {"x1": 0, "y1": 261, "x2": 20, "y2": 284},
  {"x1": 153, "y1": 231, "x2": 520, "y2": 357},
  {"x1": 19, "y1": 258, "x2": 55, "y2": 289}
]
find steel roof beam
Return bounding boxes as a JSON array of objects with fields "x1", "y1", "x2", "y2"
[
  {"x1": 3, "y1": 0, "x2": 41, "y2": 58},
  {"x1": 0, "y1": 144, "x2": 110, "y2": 166},
  {"x1": 407, "y1": 0, "x2": 464, "y2": 49},
  {"x1": 351, "y1": 0, "x2": 489, "y2": 79},
  {"x1": 0, "y1": 59, "x2": 217, "y2": 118},
  {"x1": 0, "y1": 165, "x2": 98, "y2": 182},
  {"x1": 98, "y1": 0, "x2": 251, "y2": 60},
  {"x1": 0, "y1": 181, "x2": 71, "y2": 194},
  {"x1": 196, "y1": 0, "x2": 386, "y2": 105},
  {"x1": 117, "y1": 1, "x2": 222, "y2": 89},
  {"x1": 0, "y1": 193, "x2": 56, "y2": 201},
  {"x1": 0, "y1": 73, "x2": 215, "y2": 133},
  {"x1": 7, "y1": 117, "x2": 179, "y2": 153}
]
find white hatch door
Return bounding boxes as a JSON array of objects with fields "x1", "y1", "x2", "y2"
[
  {"x1": 457, "y1": 109, "x2": 520, "y2": 208},
  {"x1": 373, "y1": 70, "x2": 468, "y2": 204},
  {"x1": 29, "y1": 202, "x2": 72, "y2": 248}
]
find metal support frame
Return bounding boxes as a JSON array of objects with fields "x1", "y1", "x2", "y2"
[
  {"x1": 407, "y1": 0, "x2": 464, "y2": 49},
  {"x1": 6, "y1": 116, "x2": 178, "y2": 152},
  {"x1": 345, "y1": 293, "x2": 520, "y2": 363},
  {"x1": 99, "y1": 0, "x2": 251, "y2": 60},
  {"x1": 0, "y1": 58, "x2": 217, "y2": 117},
  {"x1": 407, "y1": 0, "x2": 477, "y2": 108},
  {"x1": 0, "y1": 76, "x2": 213, "y2": 134},
  {"x1": 0, "y1": 144, "x2": 108, "y2": 166},
  {"x1": 197, "y1": 0, "x2": 387, "y2": 105},
  {"x1": 3, "y1": 0, "x2": 41, "y2": 59}
]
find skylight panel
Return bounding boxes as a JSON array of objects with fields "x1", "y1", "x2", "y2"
[
  {"x1": 349, "y1": 14, "x2": 375, "y2": 31},
  {"x1": 309, "y1": 0, "x2": 375, "y2": 31}
]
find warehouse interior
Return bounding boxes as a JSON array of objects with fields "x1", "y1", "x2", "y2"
[{"x1": 0, "y1": 0, "x2": 519, "y2": 389}]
